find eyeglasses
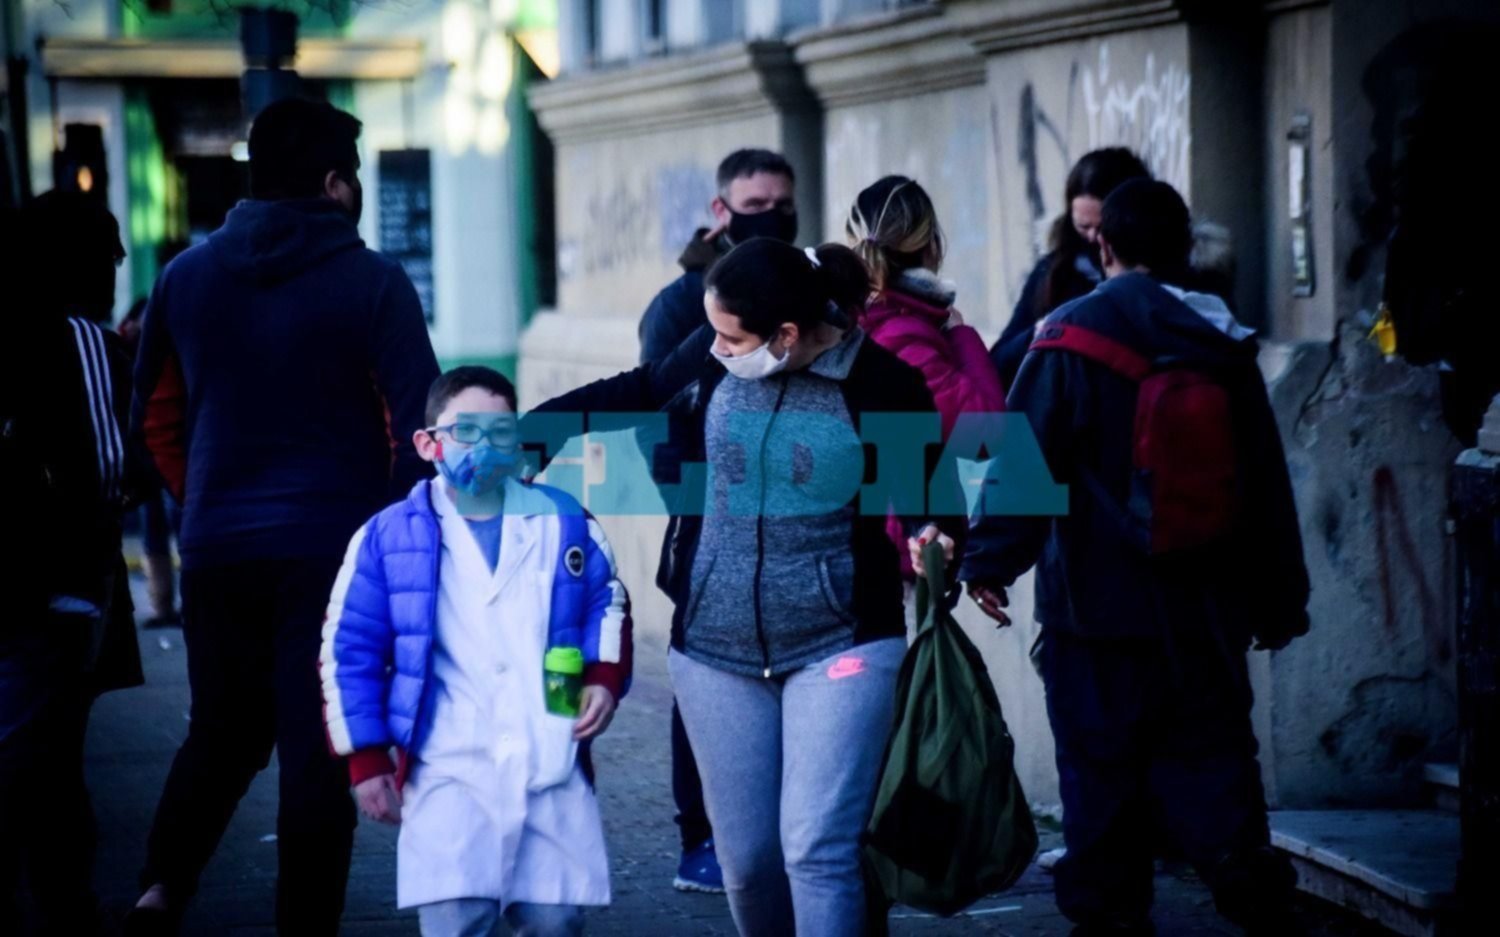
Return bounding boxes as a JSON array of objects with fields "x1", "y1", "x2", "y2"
[{"x1": 425, "y1": 422, "x2": 517, "y2": 447}]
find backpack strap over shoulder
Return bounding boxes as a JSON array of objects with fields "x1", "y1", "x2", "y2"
[{"x1": 1031, "y1": 323, "x2": 1151, "y2": 382}]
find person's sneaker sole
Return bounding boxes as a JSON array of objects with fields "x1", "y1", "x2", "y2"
[{"x1": 672, "y1": 876, "x2": 726, "y2": 895}]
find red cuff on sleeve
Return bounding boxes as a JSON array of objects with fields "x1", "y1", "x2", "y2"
[
  {"x1": 143, "y1": 352, "x2": 189, "y2": 501},
  {"x1": 347, "y1": 747, "x2": 396, "y2": 786},
  {"x1": 584, "y1": 662, "x2": 627, "y2": 701}
]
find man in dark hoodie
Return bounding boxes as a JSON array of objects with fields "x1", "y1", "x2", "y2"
[
  {"x1": 126, "y1": 98, "x2": 439, "y2": 934},
  {"x1": 962, "y1": 181, "x2": 1309, "y2": 934},
  {"x1": 636, "y1": 148, "x2": 797, "y2": 895}
]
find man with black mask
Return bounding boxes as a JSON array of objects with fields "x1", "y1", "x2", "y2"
[
  {"x1": 637, "y1": 149, "x2": 797, "y2": 365},
  {"x1": 631, "y1": 149, "x2": 794, "y2": 897}
]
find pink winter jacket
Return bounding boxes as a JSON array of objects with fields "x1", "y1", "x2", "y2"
[
  {"x1": 862, "y1": 282, "x2": 1006, "y2": 576},
  {"x1": 862, "y1": 288, "x2": 1006, "y2": 436}
]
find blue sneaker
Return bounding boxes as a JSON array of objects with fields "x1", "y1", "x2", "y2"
[{"x1": 674, "y1": 838, "x2": 726, "y2": 894}]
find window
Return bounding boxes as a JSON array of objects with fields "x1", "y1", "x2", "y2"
[
  {"x1": 642, "y1": 0, "x2": 666, "y2": 54},
  {"x1": 583, "y1": 0, "x2": 602, "y2": 66}
]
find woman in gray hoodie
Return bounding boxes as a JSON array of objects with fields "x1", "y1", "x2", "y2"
[{"x1": 527, "y1": 238, "x2": 966, "y2": 935}]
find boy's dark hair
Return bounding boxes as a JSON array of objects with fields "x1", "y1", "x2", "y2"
[
  {"x1": 717, "y1": 149, "x2": 795, "y2": 196},
  {"x1": 1100, "y1": 179, "x2": 1193, "y2": 280},
  {"x1": 425, "y1": 367, "x2": 518, "y2": 425},
  {"x1": 249, "y1": 97, "x2": 363, "y2": 200},
  {"x1": 706, "y1": 238, "x2": 869, "y2": 339}
]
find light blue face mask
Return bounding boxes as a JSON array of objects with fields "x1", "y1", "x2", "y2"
[
  {"x1": 437, "y1": 442, "x2": 517, "y2": 496},
  {"x1": 433, "y1": 413, "x2": 519, "y2": 512}
]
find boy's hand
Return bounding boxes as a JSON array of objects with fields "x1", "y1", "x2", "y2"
[
  {"x1": 908, "y1": 524, "x2": 955, "y2": 576},
  {"x1": 354, "y1": 774, "x2": 402, "y2": 825},
  {"x1": 574, "y1": 685, "x2": 617, "y2": 741}
]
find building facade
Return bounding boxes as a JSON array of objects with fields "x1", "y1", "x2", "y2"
[{"x1": 525, "y1": 0, "x2": 1495, "y2": 811}]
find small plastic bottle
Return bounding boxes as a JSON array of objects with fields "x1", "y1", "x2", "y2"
[{"x1": 543, "y1": 646, "x2": 584, "y2": 717}]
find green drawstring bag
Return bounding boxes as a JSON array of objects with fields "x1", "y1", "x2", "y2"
[{"x1": 863, "y1": 540, "x2": 1038, "y2": 920}]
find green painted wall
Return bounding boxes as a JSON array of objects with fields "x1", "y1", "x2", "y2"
[
  {"x1": 124, "y1": 86, "x2": 169, "y2": 303},
  {"x1": 122, "y1": 0, "x2": 351, "y2": 39}
]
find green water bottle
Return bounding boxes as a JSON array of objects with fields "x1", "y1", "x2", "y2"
[{"x1": 543, "y1": 646, "x2": 585, "y2": 717}]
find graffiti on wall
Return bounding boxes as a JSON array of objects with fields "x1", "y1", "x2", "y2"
[
  {"x1": 1015, "y1": 43, "x2": 1191, "y2": 255},
  {"x1": 558, "y1": 163, "x2": 715, "y2": 283},
  {"x1": 1081, "y1": 45, "x2": 1191, "y2": 192},
  {"x1": 656, "y1": 164, "x2": 716, "y2": 258}
]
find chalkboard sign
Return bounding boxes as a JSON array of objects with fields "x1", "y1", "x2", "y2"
[{"x1": 378, "y1": 149, "x2": 435, "y2": 322}]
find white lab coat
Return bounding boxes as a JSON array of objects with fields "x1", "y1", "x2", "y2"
[{"x1": 396, "y1": 479, "x2": 612, "y2": 910}]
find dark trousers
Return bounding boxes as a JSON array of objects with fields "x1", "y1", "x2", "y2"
[
  {"x1": 1040, "y1": 624, "x2": 1295, "y2": 929},
  {"x1": 140, "y1": 558, "x2": 355, "y2": 934},
  {"x1": 672, "y1": 699, "x2": 713, "y2": 851},
  {"x1": 0, "y1": 650, "x2": 97, "y2": 936}
]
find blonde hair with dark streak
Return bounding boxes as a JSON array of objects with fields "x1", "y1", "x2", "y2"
[{"x1": 845, "y1": 175, "x2": 945, "y2": 291}]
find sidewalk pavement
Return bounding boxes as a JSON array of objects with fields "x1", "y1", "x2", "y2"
[{"x1": 81, "y1": 569, "x2": 1385, "y2": 935}]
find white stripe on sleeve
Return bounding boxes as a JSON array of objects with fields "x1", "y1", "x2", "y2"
[
  {"x1": 68, "y1": 319, "x2": 110, "y2": 498},
  {"x1": 320, "y1": 523, "x2": 371, "y2": 756},
  {"x1": 586, "y1": 517, "x2": 626, "y2": 664}
]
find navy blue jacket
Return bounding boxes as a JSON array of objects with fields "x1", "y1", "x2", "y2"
[
  {"x1": 637, "y1": 229, "x2": 725, "y2": 365},
  {"x1": 990, "y1": 250, "x2": 1103, "y2": 390},
  {"x1": 131, "y1": 199, "x2": 440, "y2": 569},
  {"x1": 963, "y1": 273, "x2": 1309, "y2": 646}
]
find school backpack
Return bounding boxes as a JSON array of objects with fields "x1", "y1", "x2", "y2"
[
  {"x1": 1030, "y1": 322, "x2": 1239, "y2": 554},
  {"x1": 862, "y1": 541, "x2": 1037, "y2": 920}
]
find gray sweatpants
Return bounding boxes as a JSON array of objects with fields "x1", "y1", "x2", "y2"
[{"x1": 669, "y1": 639, "x2": 905, "y2": 937}]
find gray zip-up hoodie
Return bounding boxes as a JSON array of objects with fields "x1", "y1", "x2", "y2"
[{"x1": 682, "y1": 328, "x2": 869, "y2": 677}]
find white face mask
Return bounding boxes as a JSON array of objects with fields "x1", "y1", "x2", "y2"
[{"x1": 712, "y1": 339, "x2": 789, "y2": 380}]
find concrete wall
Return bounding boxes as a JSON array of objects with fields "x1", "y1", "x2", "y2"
[
  {"x1": 1245, "y1": 0, "x2": 1500, "y2": 807},
  {"x1": 553, "y1": 112, "x2": 780, "y2": 320},
  {"x1": 1262, "y1": 3, "x2": 1335, "y2": 343}
]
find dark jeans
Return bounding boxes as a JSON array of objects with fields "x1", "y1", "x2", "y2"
[
  {"x1": 1041, "y1": 624, "x2": 1295, "y2": 929},
  {"x1": 672, "y1": 699, "x2": 713, "y2": 851},
  {"x1": 0, "y1": 639, "x2": 97, "y2": 936},
  {"x1": 140, "y1": 557, "x2": 355, "y2": 934}
]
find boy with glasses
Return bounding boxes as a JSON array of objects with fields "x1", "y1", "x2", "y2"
[{"x1": 321, "y1": 367, "x2": 633, "y2": 937}]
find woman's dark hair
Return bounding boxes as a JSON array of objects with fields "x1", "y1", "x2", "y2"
[
  {"x1": 705, "y1": 238, "x2": 870, "y2": 340},
  {"x1": 1039, "y1": 147, "x2": 1152, "y2": 311},
  {"x1": 249, "y1": 97, "x2": 363, "y2": 200},
  {"x1": 846, "y1": 175, "x2": 944, "y2": 290},
  {"x1": 425, "y1": 366, "x2": 518, "y2": 425}
]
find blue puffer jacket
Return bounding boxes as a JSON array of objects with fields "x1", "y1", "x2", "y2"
[{"x1": 319, "y1": 479, "x2": 633, "y2": 785}]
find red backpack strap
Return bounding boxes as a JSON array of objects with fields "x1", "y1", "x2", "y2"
[{"x1": 1030, "y1": 323, "x2": 1151, "y2": 382}]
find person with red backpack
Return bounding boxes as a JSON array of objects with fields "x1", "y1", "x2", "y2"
[{"x1": 958, "y1": 179, "x2": 1310, "y2": 934}]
